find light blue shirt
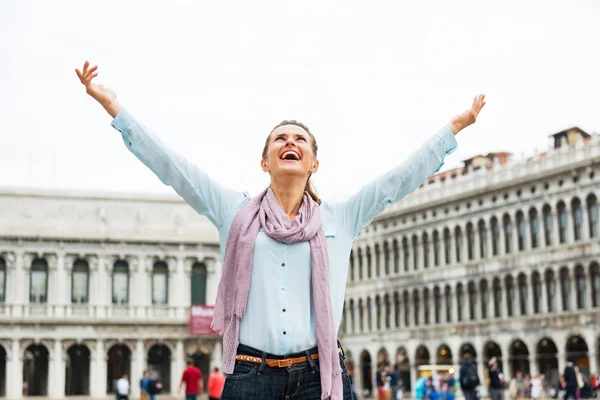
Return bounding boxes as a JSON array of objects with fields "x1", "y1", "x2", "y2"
[{"x1": 111, "y1": 109, "x2": 458, "y2": 355}]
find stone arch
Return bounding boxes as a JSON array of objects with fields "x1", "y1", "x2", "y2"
[
  {"x1": 148, "y1": 344, "x2": 172, "y2": 392},
  {"x1": 66, "y1": 343, "x2": 91, "y2": 396},
  {"x1": 484, "y1": 341, "x2": 503, "y2": 371},
  {"x1": 459, "y1": 343, "x2": 477, "y2": 361},
  {"x1": 415, "y1": 345, "x2": 431, "y2": 376},
  {"x1": 23, "y1": 343, "x2": 50, "y2": 396},
  {"x1": 0, "y1": 342, "x2": 6, "y2": 397},
  {"x1": 565, "y1": 335, "x2": 589, "y2": 375},
  {"x1": 536, "y1": 337, "x2": 559, "y2": 384},
  {"x1": 509, "y1": 339, "x2": 530, "y2": 377},
  {"x1": 395, "y1": 346, "x2": 411, "y2": 392},
  {"x1": 360, "y1": 349, "x2": 373, "y2": 397},
  {"x1": 437, "y1": 344, "x2": 453, "y2": 365},
  {"x1": 106, "y1": 343, "x2": 132, "y2": 394}
]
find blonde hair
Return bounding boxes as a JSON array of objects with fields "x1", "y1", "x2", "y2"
[{"x1": 262, "y1": 120, "x2": 321, "y2": 205}]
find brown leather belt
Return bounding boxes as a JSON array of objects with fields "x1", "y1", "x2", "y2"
[{"x1": 236, "y1": 348, "x2": 343, "y2": 368}]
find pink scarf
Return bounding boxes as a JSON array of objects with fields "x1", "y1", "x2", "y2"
[{"x1": 212, "y1": 187, "x2": 342, "y2": 399}]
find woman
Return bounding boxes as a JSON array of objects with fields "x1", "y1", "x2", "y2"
[{"x1": 76, "y1": 61, "x2": 485, "y2": 400}]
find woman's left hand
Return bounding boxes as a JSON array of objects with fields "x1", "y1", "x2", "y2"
[{"x1": 448, "y1": 94, "x2": 486, "y2": 135}]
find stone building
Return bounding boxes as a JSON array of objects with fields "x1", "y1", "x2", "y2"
[
  {"x1": 0, "y1": 189, "x2": 222, "y2": 399},
  {"x1": 339, "y1": 127, "x2": 600, "y2": 398}
]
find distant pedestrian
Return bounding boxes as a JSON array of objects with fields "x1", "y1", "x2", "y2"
[
  {"x1": 207, "y1": 367, "x2": 226, "y2": 400},
  {"x1": 179, "y1": 358, "x2": 203, "y2": 400}
]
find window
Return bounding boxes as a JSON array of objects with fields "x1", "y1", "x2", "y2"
[
  {"x1": 532, "y1": 272, "x2": 542, "y2": 314},
  {"x1": 444, "y1": 229, "x2": 452, "y2": 265},
  {"x1": 503, "y1": 215, "x2": 513, "y2": 253},
  {"x1": 357, "y1": 248, "x2": 363, "y2": 280},
  {"x1": 375, "y1": 295, "x2": 382, "y2": 330},
  {"x1": 349, "y1": 251, "x2": 355, "y2": 281},
  {"x1": 434, "y1": 287, "x2": 442, "y2": 324},
  {"x1": 493, "y1": 278, "x2": 502, "y2": 318},
  {"x1": 423, "y1": 288, "x2": 430, "y2": 324},
  {"x1": 543, "y1": 205, "x2": 553, "y2": 246},
  {"x1": 30, "y1": 258, "x2": 48, "y2": 303},
  {"x1": 402, "y1": 238, "x2": 409, "y2": 272},
  {"x1": 478, "y1": 220, "x2": 487, "y2": 258},
  {"x1": 412, "y1": 236, "x2": 419, "y2": 270},
  {"x1": 445, "y1": 286, "x2": 452, "y2": 322},
  {"x1": 546, "y1": 270, "x2": 556, "y2": 312},
  {"x1": 558, "y1": 202, "x2": 568, "y2": 244},
  {"x1": 466, "y1": 223, "x2": 475, "y2": 260},
  {"x1": 480, "y1": 280, "x2": 489, "y2": 319},
  {"x1": 383, "y1": 242, "x2": 390, "y2": 275},
  {"x1": 468, "y1": 282, "x2": 477, "y2": 321},
  {"x1": 112, "y1": 260, "x2": 129, "y2": 305},
  {"x1": 71, "y1": 259, "x2": 89, "y2": 304},
  {"x1": 394, "y1": 292, "x2": 400, "y2": 328},
  {"x1": 152, "y1": 261, "x2": 169, "y2": 305},
  {"x1": 384, "y1": 294, "x2": 391, "y2": 329},
  {"x1": 393, "y1": 240, "x2": 400, "y2": 274},
  {"x1": 505, "y1": 276, "x2": 515, "y2": 317},
  {"x1": 575, "y1": 266, "x2": 586, "y2": 309},
  {"x1": 0, "y1": 257, "x2": 6, "y2": 303},
  {"x1": 413, "y1": 290, "x2": 420, "y2": 326},
  {"x1": 422, "y1": 233, "x2": 430, "y2": 268},
  {"x1": 518, "y1": 274, "x2": 528, "y2": 315},
  {"x1": 375, "y1": 244, "x2": 381, "y2": 277},
  {"x1": 367, "y1": 297, "x2": 373, "y2": 331},
  {"x1": 590, "y1": 263, "x2": 600, "y2": 308},
  {"x1": 516, "y1": 211, "x2": 526, "y2": 251},
  {"x1": 191, "y1": 262, "x2": 207, "y2": 305},
  {"x1": 560, "y1": 268, "x2": 570, "y2": 311},
  {"x1": 491, "y1": 217, "x2": 500, "y2": 256},
  {"x1": 403, "y1": 291, "x2": 410, "y2": 326},
  {"x1": 529, "y1": 208, "x2": 539, "y2": 249},
  {"x1": 456, "y1": 284, "x2": 464, "y2": 322},
  {"x1": 433, "y1": 231, "x2": 440, "y2": 266},
  {"x1": 572, "y1": 199, "x2": 583, "y2": 241},
  {"x1": 366, "y1": 246, "x2": 372, "y2": 279},
  {"x1": 455, "y1": 226, "x2": 463, "y2": 263},
  {"x1": 358, "y1": 299, "x2": 364, "y2": 331},
  {"x1": 349, "y1": 299, "x2": 355, "y2": 332},
  {"x1": 587, "y1": 195, "x2": 599, "y2": 238}
]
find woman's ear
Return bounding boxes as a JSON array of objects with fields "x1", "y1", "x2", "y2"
[
  {"x1": 310, "y1": 159, "x2": 319, "y2": 173},
  {"x1": 261, "y1": 159, "x2": 269, "y2": 172}
]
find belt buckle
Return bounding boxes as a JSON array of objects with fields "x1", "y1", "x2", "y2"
[{"x1": 277, "y1": 358, "x2": 293, "y2": 368}]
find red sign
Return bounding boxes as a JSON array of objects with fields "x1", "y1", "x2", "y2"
[{"x1": 189, "y1": 305, "x2": 217, "y2": 335}]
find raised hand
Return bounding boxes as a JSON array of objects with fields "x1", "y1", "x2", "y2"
[
  {"x1": 75, "y1": 61, "x2": 122, "y2": 118},
  {"x1": 448, "y1": 94, "x2": 486, "y2": 135}
]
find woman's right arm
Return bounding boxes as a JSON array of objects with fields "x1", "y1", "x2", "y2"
[{"x1": 76, "y1": 62, "x2": 247, "y2": 228}]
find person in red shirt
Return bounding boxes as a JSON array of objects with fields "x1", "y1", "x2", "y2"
[
  {"x1": 179, "y1": 359, "x2": 203, "y2": 400},
  {"x1": 207, "y1": 367, "x2": 226, "y2": 400}
]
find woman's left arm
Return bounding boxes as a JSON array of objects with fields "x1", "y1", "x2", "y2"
[{"x1": 334, "y1": 94, "x2": 486, "y2": 237}]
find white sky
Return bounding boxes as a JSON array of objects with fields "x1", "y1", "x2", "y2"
[{"x1": 1, "y1": 0, "x2": 599, "y2": 203}]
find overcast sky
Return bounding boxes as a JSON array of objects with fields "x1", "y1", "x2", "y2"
[{"x1": 1, "y1": 1, "x2": 599, "y2": 203}]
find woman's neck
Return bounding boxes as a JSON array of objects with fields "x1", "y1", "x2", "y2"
[{"x1": 270, "y1": 178, "x2": 306, "y2": 220}]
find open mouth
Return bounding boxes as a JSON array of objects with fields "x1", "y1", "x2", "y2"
[{"x1": 280, "y1": 150, "x2": 301, "y2": 161}]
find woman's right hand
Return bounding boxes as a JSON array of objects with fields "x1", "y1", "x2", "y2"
[{"x1": 75, "y1": 61, "x2": 121, "y2": 118}]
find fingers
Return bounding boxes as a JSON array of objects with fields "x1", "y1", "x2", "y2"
[{"x1": 76, "y1": 61, "x2": 98, "y2": 85}]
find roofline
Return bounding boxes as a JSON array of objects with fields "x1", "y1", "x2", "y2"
[{"x1": 0, "y1": 185, "x2": 184, "y2": 203}]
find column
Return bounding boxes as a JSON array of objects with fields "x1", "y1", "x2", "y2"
[
  {"x1": 419, "y1": 289, "x2": 426, "y2": 325},
  {"x1": 527, "y1": 274, "x2": 535, "y2": 316},
  {"x1": 360, "y1": 249, "x2": 367, "y2": 280},
  {"x1": 7, "y1": 339, "x2": 23, "y2": 399},
  {"x1": 451, "y1": 288, "x2": 458, "y2": 323},
  {"x1": 552, "y1": 211, "x2": 561, "y2": 246},
  {"x1": 540, "y1": 275, "x2": 548, "y2": 314},
  {"x1": 91, "y1": 340, "x2": 106, "y2": 398},
  {"x1": 137, "y1": 255, "x2": 149, "y2": 317},
  {"x1": 14, "y1": 251, "x2": 25, "y2": 305},
  {"x1": 448, "y1": 233, "x2": 456, "y2": 266},
  {"x1": 417, "y1": 238, "x2": 425, "y2": 271},
  {"x1": 512, "y1": 221, "x2": 519, "y2": 255},
  {"x1": 391, "y1": 295, "x2": 399, "y2": 329},
  {"x1": 172, "y1": 340, "x2": 185, "y2": 396},
  {"x1": 176, "y1": 256, "x2": 186, "y2": 318},
  {"x1": 96, "y1": 256, "x2": 108, "y2": 318},
  {"x1": 168, "y1": 259, "x2": 177, "y2": 316},
  {"x1": 569, "y1": 270, "x2": 577, "y2": 312},
  {"x1": 132, "y1": 340, "x2": 145, "y2": 398},
  {"x1": 54, "y1": 253, "x2": 66, "y2": 317},
  {"x1": 486, "y1": 286, "x2": 494, "y2": 320},
  {"x1": 557, "y1": 352, "x2": 566, "y2": 378},
  {"x1": 472, "y1": 226, "x2": 480, "y2": 261},
  {"x1": 205, "y1": 258, "x2": 218, "y2": 305},
  {"x1": 524, "y1": 218, "x2": 532, "y2": 251},
  {"x1": 581, "y1": 201, "x2": 590, "y2": 241},
  {"x1": 50, "y1": 339, "x2": 65, "y2": 399},
  {"x1": 505, "y1": 277, "x2": 513, "y2": 318},
  {"x1": 566, "y1": 207, "x2": 575, "y2": 244}
]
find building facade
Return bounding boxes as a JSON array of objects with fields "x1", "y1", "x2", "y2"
[
  {"x1": 339, "y1": 128, "x2": 600, "y2": 398},
  {"x1": 0, "y1": 189, "x2": 222, "y2": 399}
]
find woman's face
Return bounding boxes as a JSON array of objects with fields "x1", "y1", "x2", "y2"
[{"x1": 261, "y1": 124, "x2": 319, "y2": 179}]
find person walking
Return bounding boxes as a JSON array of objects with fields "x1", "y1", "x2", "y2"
[
  {"x1": 207, "y1": 367, "x2": 226, "y2": 400},
  {"x1": 75, "y1": 61, "x2": 485, "y2": 400},
  {"x1": 179, "y1": 359, "x2": 203, "y2": 400},
  {"x1": 460, "y1": 353, "x2": 480, "y2": 400},
  {"x1": 116, "y1": 374, "x2": 130, "y2": 400},
  {"x1": 488, "y1": 357, "x2": 505, "y2": 400}
]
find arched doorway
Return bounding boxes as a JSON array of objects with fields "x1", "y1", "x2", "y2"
[
  {"x1": 360, "y1": 350, "x2": 373, "y2": 397},
  {"x1": 415, "y1": 345, "x2": 431, "y2": 378},
  {"x1": 148, "y1": 345, "x2": 171, "y2": 392},
  {"x1": 377, "y1": 347, "x2": 390, "y2": 369},
  {"x1": 23, "y1": 344, "x2": 49, "y2": 396},
  {"x1": 509, "y1": 340, "x2": 530, "y2": 377},
  {"x1": 191, "y1": 350, "x2": 210, "y2": 391},
  {"x1": 536, "y1": 338, "x2": 558, "y2": 384},
  {"x1": 565, "y1": 336, "x2": 589, "y2": 375},
  {"x1": 0, "y1": 344, "x2": 6, "y2": 397},
  {"x1": 460, "y1": 343, "x2": 477, "y2": 361},
  {"x1": 484, "y1": 341, "x2": 503, "y2": 371},
  {"x1": 191, "y1": 262, "x2": 207, "y2": 305},
  {"x1": 65, "y1": 344, "x2": 90, "y2": 396},
  {"x1": 437, "y1": 344, "x2": 453, "y2": 365},
  {"x1": 107, "y1": 344, "x2": 131, "y2": 394},
  {"x1": 396, "y1": 347, "x2": 411, "y2": 392}
]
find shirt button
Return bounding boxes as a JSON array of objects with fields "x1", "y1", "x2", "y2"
[
  {"x1": 283, "y1": 331, "x2": 287, "y2": 335},
  {"x1": 281, "y1": 263, "x2": 285, "y2": 267},
  {"x1": 282, "y1": 308, "x2": 286, "y2": 312}
]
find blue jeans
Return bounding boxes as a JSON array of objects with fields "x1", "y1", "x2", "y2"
[
  {"x1": 185, "y1": 395, "x2": 197, "y2": 400},
  {"x1": 220, "y1": 342, "x2": 354, "y2": 400}
]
